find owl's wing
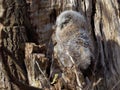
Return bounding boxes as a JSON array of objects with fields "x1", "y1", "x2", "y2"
[{"x1": 66, "y1": 31, "x2": 92, "y2": 69}]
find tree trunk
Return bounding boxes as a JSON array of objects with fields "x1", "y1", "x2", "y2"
[{"x1": 0, "y1": 0, "x2": 120, "y2": 90}]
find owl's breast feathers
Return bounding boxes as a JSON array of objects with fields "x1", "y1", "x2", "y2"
[
  {"x1": 55, "y1": 29, "x2": 93, "y2": 69},
  {"x1": 68, "y1": 31, "x2": 92, "y2": 69}
]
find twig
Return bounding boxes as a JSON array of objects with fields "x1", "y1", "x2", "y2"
[
  {"x1": 49, "y1": 53, "x2": 54, "y2": 79},
  {"x1": 66, "y1": 50, "x2": 82, "y2": 90},
  {"x1": 35, "y1": 61, "x2": 51, "y2": 87},
  {"x1": 93, "y1": 78, "x2": 102, "y2": 87},
  {"x1": 111, "y1": 80, "x2": 120, "y2": 90}
]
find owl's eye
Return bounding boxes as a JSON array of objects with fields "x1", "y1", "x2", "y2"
[
  {"x1": 62, "y1": 20, "x2": 69, "y2": 28},
  {"x1": 61, "y1": 17, "x2": 71, "y2": 29}
]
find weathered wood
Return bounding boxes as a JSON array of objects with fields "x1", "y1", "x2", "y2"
[
  {"x1": 25, "y1": 43, "x2": 50, "y2": 88},
  {"x1": 93, "y1": 0, "x2": 120, "y2": 90},
  {"x1": 0, "y1": 0, "x2": 120, "y2": 90},
  {"x1": 0, "y1": 0, "x2": 32, "y2": 90}
]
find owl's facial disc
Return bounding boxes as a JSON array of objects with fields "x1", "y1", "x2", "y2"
[
  {"x1": 61, "y1": 15, "x2": 72, "y2": 28},
  {"x1": 57, "y1": 15, "x2": 72, "y2": 30}
]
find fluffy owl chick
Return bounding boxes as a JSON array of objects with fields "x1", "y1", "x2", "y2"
[{"x1": 54, "y1": 10, "x2": 93, "y2": 70}]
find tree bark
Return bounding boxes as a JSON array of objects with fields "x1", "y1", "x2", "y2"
[
  {"x1": 0, "y1": 0, "x2": 120, "y2": 90},
  {"x1": 0, "y1": 0, "x2": 41, "y2": 90}
]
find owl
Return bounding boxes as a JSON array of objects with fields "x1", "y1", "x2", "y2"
[{"x1": 53, "y1": 10, "x2": 93, "y2": 70}]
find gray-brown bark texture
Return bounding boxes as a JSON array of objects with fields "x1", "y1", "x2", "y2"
[{"x1": 0, "y1": 0, "x2": 120, "y2": 90}]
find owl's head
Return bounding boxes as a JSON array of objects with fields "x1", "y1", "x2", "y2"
[{"x1": 56, "y1": 10, "x2": 86, "y2": 30}]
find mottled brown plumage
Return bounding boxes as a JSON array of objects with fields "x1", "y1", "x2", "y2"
[{"x1": 54, "y1": 10, "x2": 93, "y2": 70}]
